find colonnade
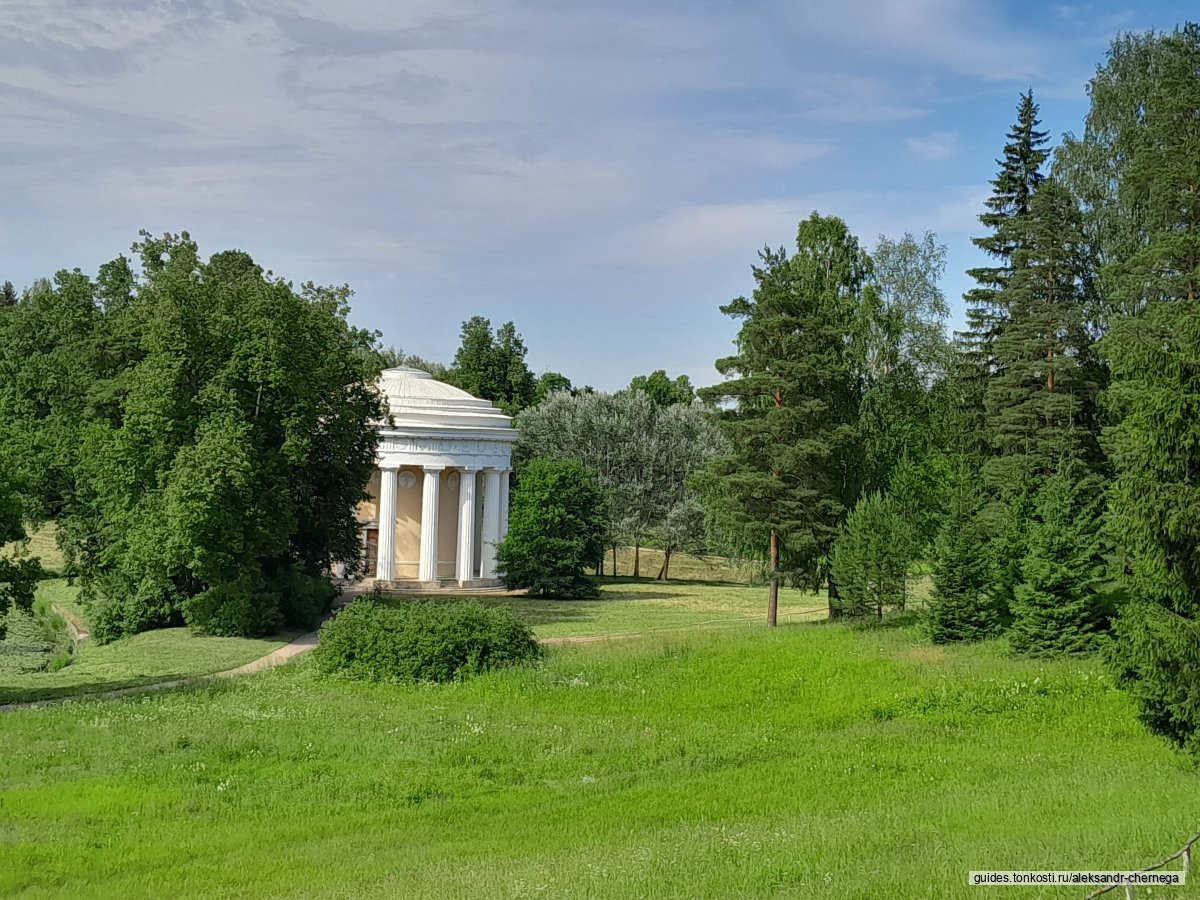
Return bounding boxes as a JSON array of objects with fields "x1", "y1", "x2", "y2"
[{"x1": 373, "y1": 466, "x2": 510, "y2": 584}]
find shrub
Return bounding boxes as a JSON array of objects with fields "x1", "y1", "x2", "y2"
[
  {"x1": 275, "y1": 569, "x2": 339, "y2": 630},
  {"x1": 831, "y1": 492, "x2": 914, "y2": 618},
  {"x1": 0, "y1": 556, "x2": 42, "y2": 639},
  {"x1": 183, "y1": 574, "x2": 284, "y2": 637},
  {"x1": 1009, "y1": 468, "x2": 1108, "y2": 655},
  {"x1": 181, "y1": 569, "x2": 337, "y2": 637},
  {"x1": 0, "y1": 598, "x2": 72, "y2": 675},
  {"x1": 927, "y1": 496, "x2": 1004, "y2": 643},
  {"x1": 313, "y1": 599, "x2": 542, "y2": 683},
  {"x1": 86, "y1": 571, "x2": 182, "y2": 644},
  {"x1": 496, "y1": 458, "x2": 606, "y2": 599}
]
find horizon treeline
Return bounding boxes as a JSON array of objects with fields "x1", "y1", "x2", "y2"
[{"x1": 700, "y1": 24, "x2": 1200, "y2": 749}]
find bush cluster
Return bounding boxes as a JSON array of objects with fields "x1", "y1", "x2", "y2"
[
  {"x1": 496, "y1": 458, "x2": 605, "y2": 599},
  {"x1": 0, "y1": 598, "x2": 73, "y2": 675},
  {"x1": 313, "y1": 599, "x2": 542, "y2": 683},
  {"x1": 89, "y1": 568, "x2": 338, "y2": 643},
  {"x1": 0, "y1": 556, "x2": 43, "y2": 638}
]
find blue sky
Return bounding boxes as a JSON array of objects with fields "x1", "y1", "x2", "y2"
[{"x1": 2, "y1": 1, "x2": 1195, "y2": 390}]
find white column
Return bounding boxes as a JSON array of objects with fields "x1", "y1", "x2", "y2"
[
  {"x1": 456, "y1": 468, "x2": 478, "y2": 584},
  {"x1": 498, "y1": 469, "x2": 511, "y2": 543},
  {"x1": 375, "y1": 466, "x2": 398, "y2": 582},
  {"x1": 418, "y1": 466, "x2": 441, "y2": 583},
  {"x1": 480, "y1": 468, "x2": 502, "y2": 579}
]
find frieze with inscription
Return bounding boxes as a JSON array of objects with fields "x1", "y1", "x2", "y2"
[{"x1": 380, "y1": 437, "x2": 512, "y2": 456}]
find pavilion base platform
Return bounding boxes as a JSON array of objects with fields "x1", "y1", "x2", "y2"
[{"x1": 360, "y1": 578, "x2": 511, "y2": 594}]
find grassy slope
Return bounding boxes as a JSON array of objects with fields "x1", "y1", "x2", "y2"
[
  {"x1": 0, "y1": 522, "x2": 65, "y2": 574},
  {"x1": 2, "y1": 624, "x2": 1196, "y2": 899},
  {"x1": 0, "y1": 581, "x2": 298, "y2": 704}
]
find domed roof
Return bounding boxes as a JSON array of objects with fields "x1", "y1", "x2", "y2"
[{"x1": 376, "y1": 366, "x2": 515, "y2": 434}]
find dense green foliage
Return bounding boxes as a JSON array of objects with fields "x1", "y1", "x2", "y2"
[
  {"x1": 927, "y1": 485, "x2": 1002, "y2": 644},
  {"x1": 0, "y1": 468, "x2": 43, "y2": 636},
  {"x1": 496, "y1": 458, "x2": 606, "y2": 598},
  {"x1": 3, "y1": 613, "x2": 1194, "y2": 898},
  {"x1": 443, "y1": 316, "x2": 538, "y2": 415},
  {"x1": 515, "y1": 390, "x2": 723, "y2": 577},
  {"x1": 831, "y1": 493, "x2": 914, "y2": 618},
  {"x1": 0, "y1": 233, "x2": 384, "y2": 643},
  {"x1": 313, "y1": 599, "x2": 542, "y2": 683},
  {"x1": 1008, "y1": 467, "x2": 1107, "y2": 656},
  {"x1": 700, "y1": 215, "x2": 869, "y2": 623},
  {"x1": 1064, "y1": 24, "x2": 1200, "y2": 747},
  {"x1": 628, "y1": 369, "x2": 695, "y2": 407}
]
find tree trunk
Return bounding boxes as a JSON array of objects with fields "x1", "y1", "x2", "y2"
[
  {"x1": 633, "y1": 544, "x2": 640, "y2": 578},
  {"x1": 656, "y1": 547, "x2": 672, "y2": 581},
  {"x1": 828, "y1": 574, "x2": 842, "y2": 620},
  {"x1": 611, "y1": 544, "x2": 618, "y2": 577},
  {"x1": 598, "y1": 552, "x2": 605, "y2": 577},
  {"x1": 768, "y1": 530, "x2": 780, "y2": 627}
]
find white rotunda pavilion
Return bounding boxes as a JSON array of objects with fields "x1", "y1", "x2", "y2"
[{"x1": 356, "y1": 367, "x2": 517, "y2": 588}]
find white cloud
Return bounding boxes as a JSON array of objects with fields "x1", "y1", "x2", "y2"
[
  {"x1": 0, "y1": 0, "x2": 1121, "y2": 389},
  {"x1": 585, "y1": 202, "x2": 801, "y2": 270},
  {"x1": 906, "y1": 131, "x2": 961, "y2": 160}
]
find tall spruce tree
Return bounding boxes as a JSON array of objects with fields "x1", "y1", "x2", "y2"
[
  {"x1": 1079, "y1": 25, "x2": 1200, "y2": 747},
  {"x1": 983, "y1": 178, "x2": 1101, "y2": 488},
  {"x1": 960, "y1": 91, "x2": 1051, "y2": 380},
  {"x1": 700, "y1": 213, "x2": 867, "y2": 625}
]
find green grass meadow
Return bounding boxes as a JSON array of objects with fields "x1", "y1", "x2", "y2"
[
  {"x1": 2, "y1": 605, "x2": 1197, "y2": 898},
  {"x1": 0, "y1": 580, "x2": 298, "y2": 705}
]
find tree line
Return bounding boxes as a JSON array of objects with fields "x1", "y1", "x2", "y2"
[
  {"x1": 0, "y1": 233, "x2": 384, "y2": 640},
  {"x1": 698, "y1": 25, "x2": 1199, "y2": 750}
]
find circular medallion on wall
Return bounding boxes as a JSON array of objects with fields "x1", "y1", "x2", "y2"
[
  {"x1": 446, "y1": 471, "x2": 460, "y2": 489},
  {"x1": 398, "y1": 471, "x2": 417, "y2": 489}
]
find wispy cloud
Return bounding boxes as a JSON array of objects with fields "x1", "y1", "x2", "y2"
[
  {"x1": 906, "y1": 131, "x2": 961, "y2": 161},
  {"x1": 0, "y1": 0, "x2": 1161, "y2": 388}
]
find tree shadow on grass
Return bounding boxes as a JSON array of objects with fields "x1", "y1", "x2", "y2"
[
  {"x1": 582, "y1": 590, "x2": 689, "y2": 602},
  {"x1": 847, "y1": 610, "x2": 924, "y2": 631},
  {"x1": 373, "y1": 594, "x2": 601, "y2": 626},
  {"x1": 0, "y1": 672, "x2": 222, "y2": 707},
  {"x1": 589, "y1": 575, "x2": 748, "y2": 589}
]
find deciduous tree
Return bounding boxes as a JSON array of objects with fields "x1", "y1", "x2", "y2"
[
  {"x1": 629, "y1": 370, "x2": 695, "y2": 407},
  {"x1": 496, "y1": 458, "x2": 606, "y2": 599},
  {"x1": 65, "y1": 233, "x2": 384, "y2": 640},
  {"x1": 445, "y1": 316, "x2": 537, "y2": 415}
]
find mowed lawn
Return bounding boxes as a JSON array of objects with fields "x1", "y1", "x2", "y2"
[
  {"x1": 3, "y1": 620, "x2": 1197, "y2": 898},
  {"x1": 382, "y1": 579, "x2": 831, "y2": 639}
]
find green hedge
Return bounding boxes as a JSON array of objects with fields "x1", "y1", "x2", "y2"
[{"x1": 313, "y1": 599, "x2": 542, "y2": 683}]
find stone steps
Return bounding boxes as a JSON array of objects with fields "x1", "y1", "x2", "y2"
[{"x1": 348, "y1": 578, "x2": 516, "y2": 596}]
